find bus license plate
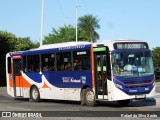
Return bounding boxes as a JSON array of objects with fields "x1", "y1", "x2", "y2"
[{"x1": 135, "y1": 94, "x2": 146, "y2": 99}]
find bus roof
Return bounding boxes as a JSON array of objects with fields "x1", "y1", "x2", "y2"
[
  {"x1": 9, "y1": 41, "x2": 92, "y2": 56},
  {"x1": 39, "y1": 41, "x2": 91, "y2": 50},
  {"x1": 9, "y1": 40, "x2": 149, "y2": 56},
  {"x1": 100, "y1": 39, "x2": 144, "y2": 44}
]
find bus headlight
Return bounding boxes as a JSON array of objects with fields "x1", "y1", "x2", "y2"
[
  {"x1": 115, "y1": 84, "x2": 123, "y2": 89},
  {"x1": 153, "y1": 82, "x2": 155, "y2": 87}
]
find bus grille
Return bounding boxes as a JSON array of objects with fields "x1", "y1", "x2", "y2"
[{"x1": 124, "y1": 80, "x2": 153, "y2": 85}]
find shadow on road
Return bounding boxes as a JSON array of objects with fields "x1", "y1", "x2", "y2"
[
  {"x1": 29, "y1": 98, "x2": 157, "y2": 108},
  {"x1": 0, "y1": 86, "x2": 158, "y2": 108},
  {"x1": 96, "y1": 98, "x2": 156, "y2": 108},
  {"x1": 0, "y1": 91, "x2": 157, "y2": 107}
]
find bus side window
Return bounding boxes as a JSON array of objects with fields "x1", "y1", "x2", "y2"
[
  {"x1": 42, "y1": 54, "x2": 49, "y2": 72},
  {"x1": 7, "y1": 57, "x2": 12, "y2": 74},
  {"x1": 57, "y1": 53, "x2": 63, "y2": 71},
  {"x1": 41, "y1": 53, "x2": 55, "y2": 72},
  {"x1": 73, "y1": 50, "x2": 90, "y2": 71},
  {"x1": 56, "y1": 52, "x2": 72, "y2": 71},
  {"x1": 64, "y1": 53, "x2": 72, "y2": 71},
  {"x1": 27, "y1": 55, "x2": 40, "y2": 72},
  {"x1": 50, "y1": 54, "x2": 55, "y2": 71},
  {"x1": 23, "y1": 56, "x2": 27, "y2": 72}
]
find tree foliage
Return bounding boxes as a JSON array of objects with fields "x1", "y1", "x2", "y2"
[
  {"x1": 43, "y1": 25, "x2": 88, "y2": 44},
  {"x1": 78, "y1": 14, "x2": 100, "y2": 42},
  {"x1": 152, "y1": 47, "x2": 160, "y2": 81},
  {"x1": 15, "y1": 37, "x2": 39, "y2": 51},
  {"x1": 43, "y1": 14, "x2": 100, "y2": 44},
  {"x1": 0, "y1": 31, "x2": 15, "y2": 86},
  {"x1": 44, "y1": 25, "x2": 75, "y2": 44},
  {"x1": 0, "y1": 31, "x2": 38, "y2": 86}
]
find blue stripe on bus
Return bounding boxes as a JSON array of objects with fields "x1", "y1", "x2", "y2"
[
  {"x1": 25, "y1": 73, "x2": 42, "y2": 83},
  {"x1": 113, "y1": 75, "x2": 155, "y2": 95},
  {"x1": 24, "y1": 71, "x2": 92, "y2": 88}
]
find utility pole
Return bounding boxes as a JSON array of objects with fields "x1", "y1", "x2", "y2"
[
  {"x1": 40, "y1": 0, "x2": 44, "y2": 46},
  {"x1": 76, "y1": 6, "x2": 80, "y2": 42}
]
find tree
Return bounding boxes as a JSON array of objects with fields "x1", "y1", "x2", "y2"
[
  {"x1": 0, "y1": 31, "x2": 17, "y2": 86},
  {"x1": 43, "y1": 25, "x2": 88, "y2": 44},
  {"x1": 0, "y1": 31, "x2": 39, "y2": 86},
  {"x1": 44, "y1": 25, "x2": 75, "y2": 44},
  {"x1": 43, "y1": 14, "x2": 100, "y2": 44},
  {"x1": 152, "y1": 47, "x2": 160, "y2": 81},
  {"x1": 15, "y1": 37, "x2": 39, "y2": 51},
  {"x1": 78, "y1": 14, "x2": 100, "y2": 42}
]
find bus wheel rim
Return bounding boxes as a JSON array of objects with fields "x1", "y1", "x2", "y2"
[
  {"x1": 86, "y1": 91, "x2": 94, "y2": 103},
  {"x1": 32, "y1": 89, "x2": 38, "y2": 99}
]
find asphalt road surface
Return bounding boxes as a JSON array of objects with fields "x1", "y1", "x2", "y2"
[{"x1": 0, "y1": 83, "x2": 160, "y2": 120}]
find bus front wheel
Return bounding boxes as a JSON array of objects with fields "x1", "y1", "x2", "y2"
[
  {"x1": 84, "y1": 88, "x2": 97, "y2": 106},
  {"x1": 30, "y1": 86, "x2": 40, "y2": 102}
]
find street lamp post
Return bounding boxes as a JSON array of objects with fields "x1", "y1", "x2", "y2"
[
  {"x1": 40, "y1": 0, "x2": 44, "y2": 46},
  {"x1": 76, "y1": 6, "x2": 80, "y2": 42}
]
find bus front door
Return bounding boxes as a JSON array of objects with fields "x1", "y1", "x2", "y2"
[
  {"x1": 94, "y1": 50, "x2": 108, "y2": 100},
  {"x1": 13, "y1": 59, "x2": 23, "y2": 97}
]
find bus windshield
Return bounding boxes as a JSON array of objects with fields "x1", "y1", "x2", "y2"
[{"x1": 112, "y1": 50, "x2": 154, "y2": 78}]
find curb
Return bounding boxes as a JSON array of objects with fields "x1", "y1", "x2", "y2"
[{"x1": 156, "y1": 82, "x2": 160, "y2": 86}]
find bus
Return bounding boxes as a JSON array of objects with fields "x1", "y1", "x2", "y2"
[{"x1": 6, "y1": 40, "x2": 156, "y2": 106}]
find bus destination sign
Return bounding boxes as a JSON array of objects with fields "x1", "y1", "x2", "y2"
[{"x1": 114, "y1": 42, "x2": 148, "y2": 50}]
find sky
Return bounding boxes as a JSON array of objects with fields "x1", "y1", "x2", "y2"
[{"x1": 0, "y1": 0, "x2": 160, "y2": 49}]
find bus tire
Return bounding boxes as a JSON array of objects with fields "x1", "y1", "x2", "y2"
[
  {"x1": 30, "y1": 86, "x2": 40, "y2": 102},
  {"x1": 81, "y1": 89, "x2": 85, "y2": 105},
  {"x1": 117, "y1": 99, "x2": 130, "y2": 106},
  {"x1": 84, "y1": 88, "x2": 97, "y2": 106}
]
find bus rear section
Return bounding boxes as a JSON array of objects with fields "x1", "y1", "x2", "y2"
[
  {"x1": 6, "y1": 42, "x2": 98, "y2": 105},
  {"x1": 6, "y1": 53, "x2": 25, "y2": 98}
]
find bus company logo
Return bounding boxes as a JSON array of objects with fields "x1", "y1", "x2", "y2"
[
  {"x1": 62, "y1": 77, "x2": 70, "y2": 83},
  {"x1": 62, "y1": 77, "x2": 81, "y2": 83},
  {"x1": 70, "y1": 77, "x2": 81, "y2": 83},
  {"x1": 129, "y1": 89, "x2": 137, "y2": 93},
  {"x1": 81, "y1": 76, "x2": 86, "y2": 84}
]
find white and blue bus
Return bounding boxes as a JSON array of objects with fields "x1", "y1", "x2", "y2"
[{"x1": 6, "y1": 40, "x2": 156, "y2": 106}]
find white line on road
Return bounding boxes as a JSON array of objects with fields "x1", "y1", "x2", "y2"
[{"x1": 7, "y1": 106, "x2": 31, "y2": 111}]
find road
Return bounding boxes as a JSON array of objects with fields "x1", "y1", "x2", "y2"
[{"x1": 0, "y1": 83, "x2": 160, "y2": 120}]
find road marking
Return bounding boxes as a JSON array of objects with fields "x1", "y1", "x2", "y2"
[{"x1": 7, "y1": 107, "x2": 31, "y2": 111}]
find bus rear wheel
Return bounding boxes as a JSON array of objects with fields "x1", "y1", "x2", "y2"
[
  {"x1": 84, "y1": 88, "x2": 97, "y2": 106},
  {"x1": 117, "y1": 99, "x2": 131, "y2": 106},
  {"x1": 30, "y1": 86, "x2": 40, "y2": 102}
]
